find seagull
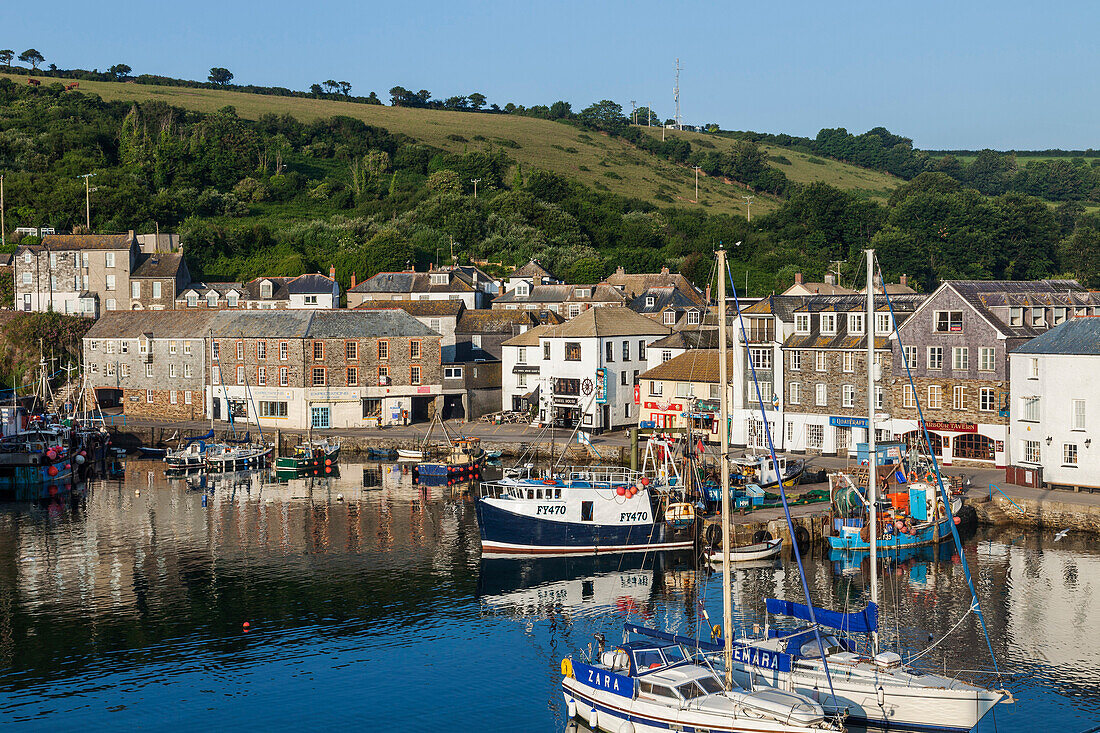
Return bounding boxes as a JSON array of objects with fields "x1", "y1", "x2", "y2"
[{"x1": 1054, "y1": 529, "x2": 1071, "y2": 542}]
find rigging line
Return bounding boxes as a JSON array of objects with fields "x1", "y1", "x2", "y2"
[
  {"x1": 725, "y1": 260, "x2": 839, "y2": 707},
  {"x1": 905, "y1": 601, "x2": 978, "y2": 665},
  {"x1": 875, "y1": 260, "x2": 1000, "y2": 675}
]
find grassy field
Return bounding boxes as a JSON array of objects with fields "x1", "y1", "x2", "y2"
[{"x1": 2, "y1": 73, "x2": 908, "y2": 216}]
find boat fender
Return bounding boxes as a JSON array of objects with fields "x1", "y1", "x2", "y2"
[
  {"x1": 543, "y1": 480, "x2": 556, "y2": 486},
  {"x1": 561, "y1": 658, "x2": 574, "y2": 678},
  {"x1": 711, "y1": 623, "x2": 722, "y2": 640},
  {"x1": 75, "y1": 454, "x2": 85, "y2": 465},
  {"x1": 618, "y1": 721, "x2": 634, "y2": 733},
  {"x1": 588, "y1": 709, "x2": 598, "y2": 729},
  {"x1": 566, "y1": 698, "x2": 577, "y2": 719}
]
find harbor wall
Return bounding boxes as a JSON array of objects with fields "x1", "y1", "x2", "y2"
[{"x1": 972, "y1": 493, "x2": 1100, "y2": 533}]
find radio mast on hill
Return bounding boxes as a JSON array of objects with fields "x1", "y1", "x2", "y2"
[{"x1": 674, "y1": 58, "x2": 682, "y2": 130}]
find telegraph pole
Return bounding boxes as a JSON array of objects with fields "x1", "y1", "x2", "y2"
[
  {"x1": 693, "y1": 166, "x2": 702, "y2": 202},
  {"x1": 79, "y1": 173, "x2": 96, "y2": 230},
  {"x1": 630, "y1": 100, "x2": 637, "y2": 125},
  {"x1": 470, "y1": 178, "x2": 481, "y2": 199},
  {"x1": 743, "y1": 195, "x2": 755, "y2": 223},
  {"x1": 0, "y1": 174, "x2": 5, "y2": 248},
  {"x1": 674, "y1": 58, "x2": 682, "y2": 130}
]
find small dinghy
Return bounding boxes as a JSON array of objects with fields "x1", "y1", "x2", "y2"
[
  {"x1": 664, "y1": 502, "x2": 696, "y2": 530},
  {"x1": 705, "y1": 537, "x2": 784, "y2": 563},
  {"x1": 397, "y1": 448, "x2": 423, "y2": 461}
]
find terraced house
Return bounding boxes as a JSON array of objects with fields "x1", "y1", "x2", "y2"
[{"x1": 14, "y1": 232, "x2": 141, "y2": 315}]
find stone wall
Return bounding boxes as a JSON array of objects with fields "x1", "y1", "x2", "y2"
[
  {"x1": 888, "y1": 375, "x2": 1007, "y2": 426},
  {"x1": 783, "y1": 349, "x2": 894, "y2": 418}
]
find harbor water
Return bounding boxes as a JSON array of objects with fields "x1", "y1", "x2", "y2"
[{"x1": 0, "y1": 460, "x2": 1097, "y2": 731}]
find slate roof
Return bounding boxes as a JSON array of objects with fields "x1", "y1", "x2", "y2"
[
  {"x1": 37, "y1": 233, "x2": 136, "y2": 250},
  {"x1": 648, "y1": 329, "x2": 722, "y2": 350},
  {"x1": 640, "y1": 350, "x2": 738, "y2": 384},
  {"x1": 354, "y1": 299, "x2": 466, "y2": 317},
  {"x1": 349, "y1": 270, "x2": 474, "y2": 294},
  {"x1": 1012, "y1": 317, "x2": 1100, "y2": 355},
  {"x1": 241, "y1": 277, "x2": 291, "y2": 300},
  {"x1": 85, "y1": 309, "x2": 435, "y2": 340},
  {"x1": 782, "y1": 282, "x2": 857, "y2": 296},
  {"x1": 286, "y1": 273, "x2": 337, "y2": 294},
  {"x1": 943, "y1": 280, "x2": 1100, "y2": 340},
  {"x1": 603, "y1": 268, "x2": 706, "y2": 303},
  {"x1": 494, "y1": 283, "x2": 624, "y2": 304},
  {"x1": 628, "y1": 286, "x2": 701, "y2": 314},
  {"x1": 132, "y1": 252, "x2": 187, "y2": 279},
  {"x1": 512, "y1": 259, "x2": 553, "y2": 279},
  {"x1": 456, "y1": 310, "x2": 541, "y2": 334},
  {"x1": 501, "y1": 323, "x2": 553, "y2": 348},
  {"x1": 782, "y1": 295, "x2": 922, "y2": 351},
  {"x1": 181, "y1": 282, "x2": 244, "y2": 296},
  {"x1": 537, "y1": 306, "x2": 670, "y2": 338}
]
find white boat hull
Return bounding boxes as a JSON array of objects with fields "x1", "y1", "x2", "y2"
[
  {"x1": 397, "y1": 449, "x2": 423, "y2": 461},
  {"x1": 706, "y1": 538, "x2": 783, "y2": 563}
]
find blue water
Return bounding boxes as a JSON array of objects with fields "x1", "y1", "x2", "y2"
[{"x1": 0, "y1": 460, "x2": 1096, "y2": 731}]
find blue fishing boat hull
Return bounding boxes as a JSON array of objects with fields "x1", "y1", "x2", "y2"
[
  {"x1": 827, "y1": 516, "x2": 955, "y2": 551},
  {"x1": 475, "y1": 499, "x2": 694, "y2": 556}
]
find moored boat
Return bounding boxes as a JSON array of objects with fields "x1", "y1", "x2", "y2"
[
  {"x1": 204, "y1": 443, "x2": 272, "y2": 473},
  {"x1": 704, "y1": 537, "x2": 783, "y2": 563},
  {"x1": 274, "y1": 439, "x2": 340, "y2": 475},
  {"x1": 396, "y1": 448, "x2": 423, "y2": 461}
]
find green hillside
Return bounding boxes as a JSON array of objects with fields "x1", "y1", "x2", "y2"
[{"x1": 0, "y1": 72, "x2": 900, "y2": 216}]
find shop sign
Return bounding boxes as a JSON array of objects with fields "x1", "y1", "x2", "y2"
[
  {"x1": 921, "y1": 420, "x2": 977, "y2": 433},
  {"x1": 829, "y1": 416, "x2": 868, "y2": 429},
  {"x1": 643, "y1": 401, "x2": 683, "y2": 411},
  {"x1": 633, "y1": 384, "x2": 640, "y2": 406},
  {"x1": 513, "y1": 365, "x2": 541, "y2": 374},
  {"x1": 595, "y1": 368, "x2": 608, "y2": 404}
]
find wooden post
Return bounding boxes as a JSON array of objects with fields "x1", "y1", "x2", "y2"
[{"x1": 630, "y1": 428, "x2": 639, "y2": 471}]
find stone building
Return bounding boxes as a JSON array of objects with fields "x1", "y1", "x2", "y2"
[
  {"x1": 354, "y1": 299, "x2": 465, "y2": 362},
  {"x1": 176, "y1": 272, "x2": 340, "y2": 310},
  {"x1": 890, "y1": 280, "x2": 1100, "y2": 468},
  {"x1": 347, "y1": 266, "x2": 494, "y2": 309},
  {"x1": 491, "y1": 282, "x2": 625, "y2": 318},
  {"x1": 83, "y1": 311, "x2": 214, "y2": 419},
  {"x1": 14, "y1": 232, "x2": 140, "y2": 315},
  {"x1": 130, "y1": 253, "x2": 191, "y2": 311}
]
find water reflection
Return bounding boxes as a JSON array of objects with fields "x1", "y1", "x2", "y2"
[{"x1": 0, "y1": 460, "x2": 1093, "y2": 732}]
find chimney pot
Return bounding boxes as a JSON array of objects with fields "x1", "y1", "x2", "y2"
[
  {"x1": 825, "y1": 273, "x2": 837, "y2": 286},
  {"x1": 351, "y1": 272, "x2": 357, "y2": 288},
  {"x1": 329, "y1": 265, "x2": 336, "y2": 280},
  {"x1": 616, "y1": 266, "x2": 625, "y2": 275},
  {"x1": 900, "y1": 274, "x2": 907, "y2": 287},
  {"x1": 795, "y1": 272, "x2": 803, "y2": 285},
  {"x1": 660, "y1": 266, "x2": 670, "y2": 275}
]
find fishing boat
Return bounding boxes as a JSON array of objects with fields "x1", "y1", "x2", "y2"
[
  {"x1": 725, "y1": 249, "x2": 1011, "y2": 732},
  {"x1": 204, "y1": 443, "x2": 271, "y2": 473},
  {"x1": 396, "y1": 448, "x2": 423, "y2": 461},
  {"x1": 560, "y1": 247, "x2": 841, "y2": 733},
  {"x1": 274, "y1": 439, "x2": 341, "y2": 475},
  {"x1": 729, "y1": 454, "x2": 805, "y2": 490},
  {"x1": 704, "y1": 537, "x2": 783, "y2": 563},
  {"x1": 414, "y1": 436, "x2": 483, "y2": 486},
  {"x1": 0, "y1": 426, "x2": 77, "y2": 488}
]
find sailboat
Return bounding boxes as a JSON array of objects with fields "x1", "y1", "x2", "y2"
[
  {"x1": 725, "y1": 249, "x2": 1011, "y2": 732},
  {"x1": 559, "y1": 247, "x2": 843, "y2": 733}
]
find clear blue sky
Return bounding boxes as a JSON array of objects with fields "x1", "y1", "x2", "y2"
[{"x1": 3, "y1": 0, "x2": 1097, "y2": 150}]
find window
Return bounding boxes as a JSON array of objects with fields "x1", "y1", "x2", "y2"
[
  {"x1": 121, "y1": 364, "x2": 131, "y2": 378},
  {"x1": 952, "y1": 347, "x2": 969, "y2": 371},
  {"x1": 22, "y1": 251, "x2": 31, "y2": 264},
  {"x1": 106, "y1": 298, "x2": 116, "y2": 311},
  {"x1": 169, "y1": 364, "x2": 177, "y2": 378},
  {"x1": 815, "y1": 352, "x2": 827, "y2": 372},
  {"x1": 138, "y1": 339, "x2": 149, "y2": 355},
  {"x1": 842, "y1": 384, "x2": 854, "y2": 408},
  {"x1": 676, "y1": 382, "x2": 694, "y2": 398},
  {"x1": 207, "y1": 293, "x2": 218, "y2": 307},
  {"x1": 184, "y1": 364, "x2": 193, "y2": 378},
  {"x1": 278, "y1": 341, "x2": 287, "y2": 360},
  {"x1": 346, "y1": 366, "x2": 357, "y2": 386},
  {"x1": 410, "y1": 365, "x2": 421, "y2": 385},
  {"x1": 237, "y1": 365, "x2": 245, "y2": 385},
  {"x1": 131, "y1": 282, "x2": 140, "y2": 299},
  {"x1": 649, "y1": 380, "x2": 663, "y2": 397},
  {"x1": 184, "y1": 341, "x2": 193, "y2": 356},
  {"x1": 105, "y1": 275, "x2": 116, "y2": 291},
  {"x1": 236, "y1": 341, "x2": 244, "y2": 360},
  {"x1": 620, "y1": 371, "x2": 628, "y2": 386},
  {"x1": 953, "y1": 385, "x2": 966, "y2": 410},
  {"x1": 848, "y1": 313, "x2": 864, "y2": 334},
  {"x1": 687, "y1": 310, "x2": 700, "y2": 325},
  {"x1": 927, "y1": 385, "x2": 942, "y2": 409},
  {"x1": 152, "y1": 281, "x2": 162, "y2": 299},
  {"x1": 258, "y1": 366, "x2": 267, "y2": 386},
  {"x1": 147, "y1": 389, "x2": 154, "y2": 404},
  {"x1": 1073, "y1": 399, "x2": 1086, "y2": 430},
  {"x1": 605, "y1": 341, "x2": 615, "y2": 362},
  {"x1": 795, "y1": 314, "x2": 810, "y2": 334},
  {"x1": 303, "y1": 295, "x2": 317, "y2": 305},
  {"x1": 807, "y1": 424, "x2": 824, "y2": 449},
  {"x1": 444, "y1": 366, "x2": 463, "y2": 379},
  {"x1": 280, "y1": 367, "x2": 289, "y2": 386},
  {"x1": 1064, "y1": 443, "x2": 1078, "y2": 466},
  {"x1": 212, "y1": 366, "x2": 220, "y2": 385},
  {"x1": 1021, "y1": 396, "x2": 1040, "y2": 421},
  {"x1": 410, "y1": 340, "x2": 421, "y2": 359},
  {"x1": 876, "y1": 313, "x2": 893, "y2": 335},
  {"x1": 749, "y1": 348, "x2": 772, "y2": 370},
  {"x1": 257, "y1": 341, "x2": 266, "y2": 359},
  {"x1": 622, "y1": 341, "x2": 630, "y2": 361},
  {"x1": 979, "y1": 347, "x2": 995, "y2": 372},
  {"x1": 471, "y1": 335, "x2": 482, "y2": 349},
  {"x1": 105, "y1": 252, "x2": 115, "y2": 268},
  {"x1": 168, "y1": 340, "x2": 177, "y2": 355},
  {"x1": 663, "y1": 310, "x2": 676, "y2": 326},
  {"x1": 345, "y1": 341, "x2": 358, "y2": 361},
  {"x1": 106, "y1": 363, "x2": 116, "y2": 377},
  {"x1": 312, "y1": 367, "x2": 326, "y2": 386},
  {"x1": 874, "y1": 386, "x2": 884, "y2": 410},
  {"x1": 820, "y1": 314, "x2": 837, "y2": 335},
  {"x1": 543, "y1": 342, "x2": 551, "y2": 360},
  {"x1": 212, "y1": 341, "x2": 220, "y2": 360},
  {"x1": 568, "y1": 304, "x2": 581, "y2": 318},
  {"x1": 184, "y1": 391, "x2": 192, "y2": 405},
  {"x1": 120, "y1": 341, "x2": 128, "y2": 354},
  {"x1": 934, "y1": 311, "x2": 963, "y2": 332},
  {"x1": 260, "y1": 401, "x2": 288, "y2": 418},
  {"x1": 430, "y1": 318, "x2": 441, "y2": 333},
  {"x1": 565, "y1": 342, "x2": 581, "y2": 361},
  {"x1": 106, "y1": 340, "x2": 115, "y2": 354},
  {"x1": 645, "y1": 296, "x2": 655, "y2": 307},
  {"x1": 1009, "y1": 308, "x2": 1023, "y2": 326},
  {"x1": 311, "y1": 406, "x2": 330, "y2": 429},
  {"x1": 789, "y1": 383, "x2": 801, "y2": 404},
  {"x1": 145, "y1": 363, "x2": 154, "y2": 378},
  {"x1": 170, "y1": 390, "x2": 177, "y2": 405},
  {"x1": 815, "y1": 383, "x2": 827, "y2": 406},
  {"x1": 1029, "y1": 358, "x2": 1039, "y2": 378},
  {"x1": 21, "y1": 272, "x2": 30, "y2": 285},
  {"x1": 1053, "y1": 307, "x2": 1067, "y2": 325},
  {"x1": 638, "y1": 340, "x2": 646, "y2": 360},
  {"x1": 842, "y1": 352, "x2": 854, "y2": 373},
  {"x1": 1023, "y1": 440, "x2": 1040, "y2": 463},
  {"x1": 927, "y1": 347, "x2": 943, "y2": 370},
  {"x1": 980, "y1": 387, "x2": 996, "y2": 412},
  {"x1": 431, "y1": 272, "x2": 449, "y2": 285},
  {"x1": 1031, "y1": 307, "x2": 1046, "y2": 327},
  {"x1": 313, "y1": 341, "x2": 325, "y2": 360},
  {"x1": 186, "y1": 294, "x2": 198, "y2": 307}
]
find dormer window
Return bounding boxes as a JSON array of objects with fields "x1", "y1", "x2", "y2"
[
  {"x1": 227, "y1": 293, "x2": 238, "y2": 307},
  {"x1": 431, "y1": 273, "x2": 449, "y2": 285},
  {"x1": 848, "y1": 313, "x2": 864, "y2": 335},
  {"x1": 574, "y1": 288, "x2": 590, "y2": 298},
  {"x1": 687, "y1": 310, "x2": 700, "y2": 325},
  {"x1": 820, "y1": 314, "x2": 837, "y2": 335},
  {"x1": 260, "y1": 281, "x2": 273, "y2": 299},
  {"x1": 795, "y1": 314, "x2": 810, "y2": 334},
  {"x1": 23, "y1": 251, "x2": 32, "y2": 264},
  {"x1": 646, "y1": 296, "x2": 655, "y2": 307},
  {"x1": 187, "y1": 293, "x2": 198, "y2": 307},
  {"x1": 207, "y1": 293, "x2": 218, "y2": 307},
  {"x1": 663, "y1": 310, "x2": 676, "y2": 325},
  {"x1": 516, "y1": 283, "x2": 529, "y2": 297}
]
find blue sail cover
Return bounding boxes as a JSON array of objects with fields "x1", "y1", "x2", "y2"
[{"x1": 765, "y1": 599, "x2": 878, "y2": 633}]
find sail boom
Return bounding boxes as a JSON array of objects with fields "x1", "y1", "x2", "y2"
[{"x1": 765, "y1": 598, "x2": 878, "y2": 634}]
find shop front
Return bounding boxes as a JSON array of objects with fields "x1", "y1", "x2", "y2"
[{"x1": 893, "y1": 419, "x2": 1006, "y2": 467}]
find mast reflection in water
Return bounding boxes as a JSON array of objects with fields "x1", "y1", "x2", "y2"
[{"x1": 0, "y1": 460, "x2": 1094, "y2": 732}]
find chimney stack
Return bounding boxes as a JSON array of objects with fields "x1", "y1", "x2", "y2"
[
  {"x1": 351, "y1": 272, "x2": 357, "y2": 288},
  {"x1": 660, "y1": 266, "x2": 670, "y2": 275},
  {"x1": 794, "y1": 272, "x2": 803, "y2": 285},
  {"x1": 900, "y1": 274, "x2": 907, "y2": 287},
  {"x1": 705, "y1": 283, "x2": 711, "y2": 303},
  {"x1": 824, "y1": 273, "x2": 837, "y2": 286},
  {"x1": 615, "y1": 266, "x2": 626, "y2": 275},
  {"x1": 329, "y1": 265, "x2": 336, "y2": 280}
]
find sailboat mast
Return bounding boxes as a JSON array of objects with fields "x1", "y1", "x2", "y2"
[
  {"x1": 716, "y1": 247, "x2": 733, "y2": 687},
  {"x1": 865, "y1": 248, "x2": 879, "y2": 655}
]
